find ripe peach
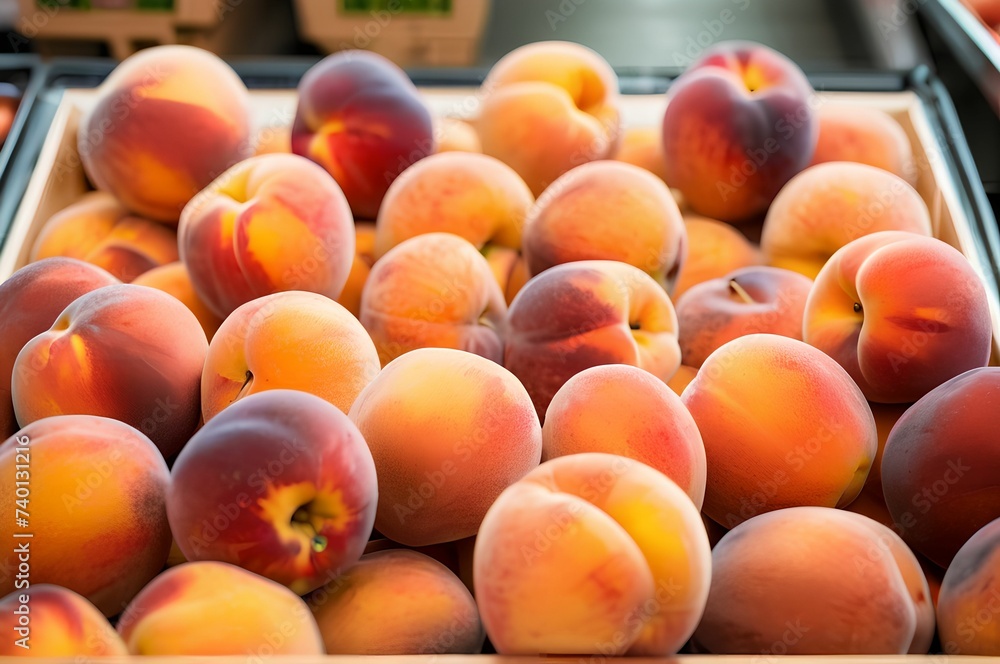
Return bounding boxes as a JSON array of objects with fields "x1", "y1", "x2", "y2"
[
  {"x1": 0, "y1": 585, "x2": 127, "y2": 656},
  {"x1": 881, "y1": 367, "x2": 1000, "y2": 567},
  {"x1": 179, "y1": 152, "x2": 355, "y2": 318},
  {"x1": 662, "y1": 41, "x2": 817, "y2": 223},
  {"x1": 132, "y1": 261, "x2": 223, "y2": 340},
  {"x1": 474, "y1": 453, "x2": 711, "y2": 655},
  {"x1": 337, "y1": 221, "x2": 376, "y2": 317},
  {"x1": 803, "y1": 231, "x2": 992, "y2": 403},
  {"x1": 254, "y1": 123, "x2": 291, "y2": 156},
  {"x1": 292, "y1": 50, "x2": 434, "y2": 219},
  {"x1": 675, "y1": 266, "x2": 813, "y2": 368},
  {"x1": 435, "y1": 116, "x2": 481, "y2": 153},
  {"x1": 168, "y1": 390, "x2": 377, "y2": 594},
  {"x1": 476, "y1": 41, "x2": 621, "y2": 196},
  {"x1": 522, "y1": 161, "x2": 686, "y2": 292},
  {"x1": 681, "y1": 334, "x2": 876, "y2": 528},
  {"x1": 361, "y1": 233, "x2": 507, "y2": 365},
  {"x1": 505, "y1": 260, "x2": 681, "y2": 418},
  {"x1": 613, "y1": 125, "x2": 669, "y2": 182},
  {"x1": 0, "y1": 258, "x2": 118, "y2": 438},
  {"x1": 482, "y1": 244, "x2": 530, "y2": 305},
  {"x1": 349, "y1": 348, "x2": 542, "y2": 546},
  {"x1": 937, "y1": 517, "x2": 1000, "y2": 654},
  {"x1": 30, "y1": 191, "x2": 178, "y2": 282},
  {"x1": 667, "y1": 364, "x2": 698, "y2": 396},
  {"x1": 0, "y1": 416, "x2": 171, "y2": 616},
  {"x1": 309, "y1": 549, "x2": 484, "y2": 654},
  {"x1": 674, "y1": 214, "x2": 762, "y2": 297},
  {"x1": 761, "y1": 162, "x2": 932, "y2": 278},
  {"x1": 542, "y1": 364, "x2": 706, "y2": 507},
  {"x1": 374, "y1": 151, "x2": 533, "y2": 259},
  {"x1": 117, "y1": 561, "x2": 324, "y2": 655},
  {"x1": 694, "y1": 507, "x2": 920, "y2": 654},
  {"x1": 12, "y1": 284, "x2": 207, "y2": 458},
  {"x1": 78, "y1": 45, "x2": 252, "y2": 223},
  {"x1": 202, "y1": 290, "x2": 379, "y2": 421},
  {"x1": 809, "y1": 106, "x2": 916, "y2": 184}
]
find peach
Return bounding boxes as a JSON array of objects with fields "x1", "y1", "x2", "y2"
[
  {"x1": 476, "y1": 41, "x2": 621, "y2": 196},
  {"x1": 292, "y1": 50, "x2": 434, "y2": 219},
  {"x1": 0, "y1": 258, "x2": 118, "y2": 439},
  {"x1": 361, "y1": 233, "x2": 507, "y2": 365},
  {"x1": 117, "y1": 561, "x2": 324, "y2": 655},
  {"x1": 78, "y1": 45, "x2": 253, "y2": 223},
  {"x1": 662, "y1": 41, "x2": 817, "y2": 223},
  {"x1": 474, "y1": 453, "x2": 711, "y2": 655},
  {"x1": 308, "y1": 549, "x2": 484, "y2": 654},
  {"x1": 168, "y1": 389, "x2": 377, "y2": 594},
  {"x1": 12, "y1": 284, "x2": 206, "y2": 458},
  {"x1": 201, "y1": 290, "x2": 380, "y2": 421},
  {"x1": 522, "y1": 160, "x2": 687, "y2": 292},
  {"x1": 254, "y1": 123, "x2": 291, "y2": 155},
  {"x1": 681, "y1": 334, "x2": 876, "y2": 528},
  {"x1": 865, "y1": 401, "x2": 910, "y2": 499},
  {"x1": 809, "y1": 105, "x2": 916, "y2": 183},
  {"x1": 541, "y1": 364, "x2": 706, "y2": 507},
  {"x1": 132, "y1": 261, "x2": 223, "y2": 340},
  {"x1": 937, "y1": 517, "x2": 1000, "y2": 654},
  {"x1": 374, "y1": 151, "x2": 533, "y2": 259},
  {"x1": 482, "y1": 244, "x2": 530, "y2": 305},
  {"x1": 504, "y1": 260, "x2": 681, "y2": 418},
  {"x1": 435, "y1": 116, "x2": 481, "y2": 153},
  {"x1": 613, "y1": 126, "x2": 669, "y2": 182},
  {"x1": 694, "y1": 507, "x2": 921, "y2": 654},
  {"x1": 0, "y1": 416, "x2": 171, "y2": 616},
  {"x1": 667, "y1": 364, "x2": 698, "y2": 396},
  {"x1": 674, "y1": 214, "x2": 762, "y2": 297},
  {"x1": 336, "y1": 221, "x2": 376, "y2": 317},
  {"x1": 0, "y1": 585, "x2": 127, "y2": 656},
  {"x1": 803, "y1": 231, "x2": 992, "y2": 403},
  {"x1": 761, "y1": 162, "x2": 932, "y2": 278},
  {"x1": 179, "y1": 152, "x2": 355, "y2": 318},
  {"x1": 881, "y1": 367, "x2": 1000, "y2": 567},
  {"x1": 30, "y1": 191, "x2": 178, "y2": 282},
  {"x1": 675, "y1": 265, "x2": 813, "y2": 368},
  {"x1": 349, "y1": 348, "x2": 542, "y2": 546}
]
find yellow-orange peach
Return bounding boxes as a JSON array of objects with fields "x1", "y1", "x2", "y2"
[
  {"x1": 337, "y1": 222, "x2": 376, "y2": 317},
  {"x1": 809, "y1": 106, "x2": 916, "y2": 184},
  {"x1": 761, "y1": 162, "x2": 932, "y2": 278},
  {"x1": 78, "y1": 45, "x2": 253, "y2": 223},
  {"x1": 254, "y1": 123, "x2": 291, "y2": 155},
  {"x1": 613, "y1": 126, "x2": 669, "y2": 182},
  {"x1": 361, "y1": 233, "x2": 507, "y2": 365},
  {"x1": 435, "y1": 117, "x2": 481, "y2": 153},
  {"x1": 667, "y1": 364, "x2": 698, "y2": 396},
  {"x1": 117, "y1": 561, "x2": 324, "y2": 655},
  {"x1": 132, "y1": 261, "x2": 223, "y2": 340},
  {"x1": 937, "y1": 517, "x2": 1000, "y2": 654},
  {"x1": 0, "y1": 585, "x2": 127, "y2": 656},
  {"x1": 542, "y1": 364, "x2": 706, "y2": 507},
  {"x1": 309, "y1": 549, "x2": 484, "y2": 654},
  {"x1": 349, "y1": 348, "x2": 542, "y2": 546},
  {"x1": 681, "y1": 334, "x2": 876, "y2": 528},
  {"x1": 482, "y1": 244, "x2": 529, "y2": 305},
  {"x1": 0, "y1": 416, "x2": 171, "y2": 616},
  {"x1": 474, "y1": 453, "x2": 711, "y2": 655},
  {"x1": 674, "y1": 214, "x2": 762, "y2": 297}
]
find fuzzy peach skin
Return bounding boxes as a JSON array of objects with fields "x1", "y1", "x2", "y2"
[
  {"x1": 202, "y1": 291, "x2": 380, "y2": 420},
  {"x1": 179, "y1": 152, "x2": 355, "y2": 319},
  {"x1": 674, "y1": 214, "x2": 762, "y2": 297},
  {"x1": 475, "y1": 41, "x2": 622, "y2": 196},
  {"x1": 667, "y1": 364, "x2": 698, "y2": 396},
  {"x1": 694, "y1": 507, "x2": 918, "y2": 654},
  {"x1": 483, "y1": 245, "x2": 529, "y2": 305},
  {"x1": 760, "y1": 162, "x2": 932, "y2": 278},
  {"x1": 675, "y1": 265, "x2": 813, "y2": 368},
  {"x1": 0, "y1": 258, "x2": 118, "y2": 439},
  {"x1": 522, "y1": 161, "x2": 687, "y2": 292},
  {"x1": 349, "y1": 348, "x2": 542, "y2": 547},
  {"x1": 681, "y1": 334, "x2": 876, "y2": 528},
  {"x1": 803, "y1": 231, "x2": 992, "y2": 404},
  {"x1": 662, "y1": 41, "x2": 817, "y2": 224},
  {"x1": 938, "y1": 517, "x2": 1000, "y2": 654},
  {"x1": 30, "y1": 191, "x2": 179, "y2": 282},
  {"x1": 337, "y1": 221, "x2": 376, "y2": 317},
  {"x1": 542, "y1": 364, "x2": 706, "y2": 508},
  {"x1": 505, "y1": 260, "x2": 681, "y2": 418},
  {"x1": 809, "y1": 106, "x2": 916, "y2": 184},
  {"x1": 292, "y1": 50, "x2": 434, "y2": 219},
  {"x1": 613, "y1": 126, "x2": 669, "y2": 182},
  {"x1": 864, "y1": 401, "x2": 910, "y2": 499},
  {"x1": 435, "y1": 117, "x2": 481, "y2": 153},
  {"x1": 308, "y1": 549, "x2": 484, "y2": 654},
  {"x1": 117, "y1": 561, "x2": 324, "y2": 656},
  {"x1": 0, "y1": 585, "x2": 128, "y2": 656},
  {"x1": 132, "y1": 261, "x2": 223, "y2": 340},
  {"x1": 0, "y1": 416, "x2": 171, "y2": 616},
  {"x1": 361, "y1": 233, "x2": 507, "y2": 365},
  {"x1": 168, "y1": 390, "x2": 377, "y2": 594},
  {"x1": 881, "y1": 367, "x2": 1000, "y2": 568},
  {"x1": 474, "y1": 452, "x2": 711, "y2": 655},
  {"x1": 78, "y1": 45, "x2": 252, "y2": 223},
  {"x1": 374, "y1": 151, "x2": 533, "y2": 259},
  {"x1": 11, "y1": 284, "x2": 206, "y2": 458}
]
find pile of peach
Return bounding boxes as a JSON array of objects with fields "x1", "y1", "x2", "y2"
[{"x1": 2, "y1": 39, "x2": 1000, "y2": 657}]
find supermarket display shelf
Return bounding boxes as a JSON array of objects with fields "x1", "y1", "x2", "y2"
[{"x1": 921, "y1": 0, "x2": 1000, "y2": 116}]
